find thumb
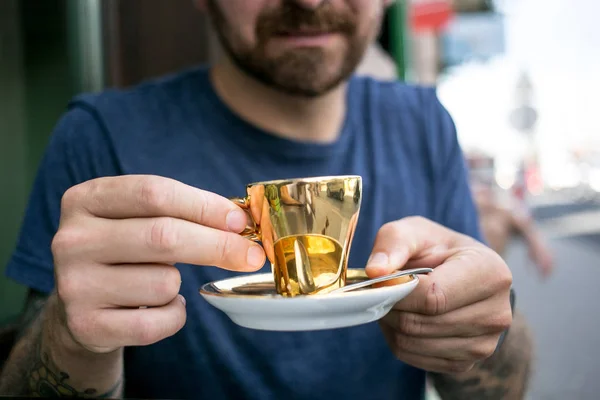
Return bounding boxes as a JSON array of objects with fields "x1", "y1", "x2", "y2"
[
  {"x1": 366, "y1": 244, "x2": 449, "y2": 278},
  {"x1": 365, "y1": 218, "x2": 452, "y2": 278}
]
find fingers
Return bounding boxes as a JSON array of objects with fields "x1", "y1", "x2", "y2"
[
  {"x1": 380, "y1": 324, "x2": 475, "y2": 374},
  {"x1": 52, "y1": 216, "x2": 266, "y2": 272},
  {"x1": 73, "y1": 296, "x2": 188, "y2": 351},
  {"x1": 364, "y1": 216, "x2": 511, "y2": 315},
  {"x1": 391, "y1": 248, "x2": 512, "y2": 315},
  {"x1": 61, "y1": 175, "x2": 248, "y2": 233},
  {"x1": 384, "y1": 294, "x2": 512, "y2": 338},
  {"x1": 393, "y1": 351, "x2": 475, "y2": 374},
  {"x1": 365, "y1": 217, "x2": 472, "y2": 276},
  {"x1": 383, "y1": 323, "x2": 500, "y2": 361},
  {"x1": 59, "y1": 263, "x2": 183, "y2": 308}
]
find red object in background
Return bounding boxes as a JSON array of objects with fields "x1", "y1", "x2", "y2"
[
  {"x1": 410, "y1": 0, "x2": 454, "y2": 32},
  {"x1": 525, "y1": 164, "x2": 544, "y2": 195}
]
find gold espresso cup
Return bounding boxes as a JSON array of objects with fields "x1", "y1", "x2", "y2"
[{"x1": 232, "y1": 176, "x2": 362, "y2": 297}]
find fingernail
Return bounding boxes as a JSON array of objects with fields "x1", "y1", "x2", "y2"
[
  {"x1": 178, "y1": 294, "x2": 186, "y2": 306},
  {"x1": 367, "y1": 252, "x2": 389, "y2": 269},
  {"x1": 247, "y1": 245, "x2": 265, "y2": 269},
  {"x1": 226, "y1": 209, "x2": 247, "y2": 232}
]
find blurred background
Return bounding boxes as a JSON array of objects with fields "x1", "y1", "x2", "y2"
[{"x1": 1, "y1": 0, "x2": 599, "y2": 398}]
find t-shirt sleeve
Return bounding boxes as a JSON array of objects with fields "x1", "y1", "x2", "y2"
[
  {"x1": 4, "y1": 104, "x2": 121, "y2": 294},
  {"x1": 427, "y1": 92, "x2": 484, "y2": 242}
]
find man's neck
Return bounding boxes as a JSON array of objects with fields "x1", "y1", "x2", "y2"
[{"x1": 210, "y1": 58, "x2": 348, "y2": 143}]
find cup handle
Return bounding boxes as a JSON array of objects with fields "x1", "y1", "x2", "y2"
[{"x1": 230, "y1": 197, "x2": 261, "y2": 242}]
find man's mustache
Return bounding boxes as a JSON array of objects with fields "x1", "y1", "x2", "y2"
[{"x1": 256, "y1": 2, "x2": 357, "y2": 41}]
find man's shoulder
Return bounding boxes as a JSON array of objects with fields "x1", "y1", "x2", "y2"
[
  {"x1": 352, "y1": 76, "x2": 456, "y2": 146},
  {"x1": 352, "y1": 76, "x2": 445, "y2": 121},
  {"x1": 47, "y1": 66, "x2": 211, "y2": 161},
  {"x1": 69, "y1": 66, "x2": 209, "y2": 119}
]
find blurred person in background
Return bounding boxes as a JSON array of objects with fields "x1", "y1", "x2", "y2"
[
  {"x1": 1, "y1": 1, "x2": 531, "y2": 399},
  {"x1": 471, "y1": 181, "x2": 554, "y2": 278},
  {"x1": 467, "y1": 155, "x2": 554, "y2": 279}
]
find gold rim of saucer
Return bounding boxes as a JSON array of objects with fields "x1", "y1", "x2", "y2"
[
  {"x1": 247, "y1": 175, "x2": 361, "y2": 187},
  {"x1": 198, "y1": 268, "x2": 416, "y2": 299}
]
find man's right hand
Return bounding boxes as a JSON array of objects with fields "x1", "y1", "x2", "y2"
[{"x1": 50, "y1": 175, "x2": 266, "y2": 354}]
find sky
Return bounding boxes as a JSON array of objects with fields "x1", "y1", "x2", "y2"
[{"x1": 437, "y1": 0, "x2": 600, "y2": 182}]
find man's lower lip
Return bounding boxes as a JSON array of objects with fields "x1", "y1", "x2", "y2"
[{"x1": 272, "y1": 33, "x2": 338, "y2": 46}]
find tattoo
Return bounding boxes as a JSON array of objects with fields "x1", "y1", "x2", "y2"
[
  {"x1": 430, "y1": 311, "x2": 533, "y2": 400},
  {"x1": 1, "y1": 290, "x2": 124, "y2": 398},
  {"x1": 28, "y1": 350, "x2": 122, "y2": 398},
  {"x1": 16, "y1": 290, "x2": 49, "y2": 341},
  {"x1": 0, "y1": 290, "x2": 49, "y2": 394}
]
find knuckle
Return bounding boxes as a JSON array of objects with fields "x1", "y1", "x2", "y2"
[
  {"x1": 403, "y1": 216, "x2": 434, "y2": 232},
  {"x1": 154, "y1": 267, "x2": 182, "y2": 298},
  {"x1": 56, "y1": 271, "x2": 84, "y2": 302},
  {"x1": 405, "y1": 215, "x2": 427, "y2": 225},
  {"x1": 194, "y1": 193, "x2": 210, "y2": 224},
  {"x1": 66, "y1": 311, "x2": 93, "y2": 340},
  {"x1": 374, "y1": 223, "x2": 395, "y2": 244},
  {"x1": 379, "y1": 221, "x2": 397, "y2": 235},
  {"x1": 393, "y1": 334, "x2": 413, "y2": 352},
  {"x1": 500, "y1": 313, "x2": 513, "y2": 331},
  {"x1": 479, "y1": 341, "x2": 499, "y2": 359},
  {"x1": 467, "y1": 338, "x2": 498, "y2": 360},
  {"x1": 445, "y1": 361, "x2": 475, "y2": 374},
  {"x1": 486, "y1": 250, "x2": 513, "y2": 288},
  {"x1": 138, "y1": 176, "x2": 172, "y2": 211},
  {"x1": 499, "y1": 268, "x2": 513, "y2": 289},
  {"x1": 148, "y1": 217, "x2": 179, "y2": 253},
  {"x1": 489, "y1": 311, "x2": 513, "y2": 333},
  {"x1": 398, "y1": 313, "x2": 423, "y2": 336},
  {"x1": 424, "y1": 282, "x2": 448, "y2": 316},
  {"x1": 61, "y1": 183, "x2": 88, "y2": 212},
  {"x1": 214, "y1": 231, "x2": 234, "y2": 264},
  {"x1": 51, "y1": 227, "x2": 87, "y2": 258},
  {"x1": 132, "y1": 316, "x2": 158, "y2": 346}
]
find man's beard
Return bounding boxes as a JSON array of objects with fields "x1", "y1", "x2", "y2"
[{"x1": 206, "y1": 1, "x2": 372, "y2": 97}]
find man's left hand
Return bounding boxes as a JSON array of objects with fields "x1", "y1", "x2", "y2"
[{"x1": 365, "y1": 217, "x2": 513, "y2": 374}]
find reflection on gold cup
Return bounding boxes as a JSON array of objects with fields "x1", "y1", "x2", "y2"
[{"x1": 232, "y1": 176, "x2": 362, "y2": 297}]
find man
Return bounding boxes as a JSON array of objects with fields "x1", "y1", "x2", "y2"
[{"x1": 0, "y1": 1, "x2": 528, "y2": 399}]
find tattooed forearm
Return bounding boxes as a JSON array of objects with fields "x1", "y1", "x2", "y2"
[
  {"x1": 430, "y1": 311, "x2": 533, "y2": 400},
  {"x1": 28, "y1": 349, "x2": 123, "y2": 398},
  {"x1": 0, "y1": 290, "x2": 49, "y2": 393},
  {"x1": 0, "y1": 290, "x2": 124, "y2": 398},
  {"x1": 16, "y1": 290, "x2": 48, "y2": 341}
]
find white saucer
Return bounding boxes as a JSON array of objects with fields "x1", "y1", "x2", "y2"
[{"x1": 199, "y1": 269, "x2": 419, "y2": 331}]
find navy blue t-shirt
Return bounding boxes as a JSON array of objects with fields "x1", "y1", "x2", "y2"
[{"x1": 5, "y1": 66, "x2": 482, "y2": 399}]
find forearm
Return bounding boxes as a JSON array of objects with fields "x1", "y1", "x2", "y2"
[
  {"x1": 510, "y1": 210, "x2": 538, "y2": 241},
  {"x1": 430, "y1": 311, "x2": 533, "y2": 400},
  {"x1": 0, "y1": 292, "x2": 124, "y2": 397}
]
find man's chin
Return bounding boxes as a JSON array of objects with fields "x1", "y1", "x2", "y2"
[
  {"x1": 227, "y1": 50, "x2": 355, "y2": 97},
  {"x1": 270, "y1": 79, "x2": 344, "y2": 98},
  {"x1": 262, "y1": 63, "x2": 351, "y2": 97}
]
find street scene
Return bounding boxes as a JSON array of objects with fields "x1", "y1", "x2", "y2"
[
  {"x1": 509, "y1": 197, "x2": 600, "y2": 400},
  {"x1": 420, "y1": 0, "x2": 600, "y2": 398}
]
